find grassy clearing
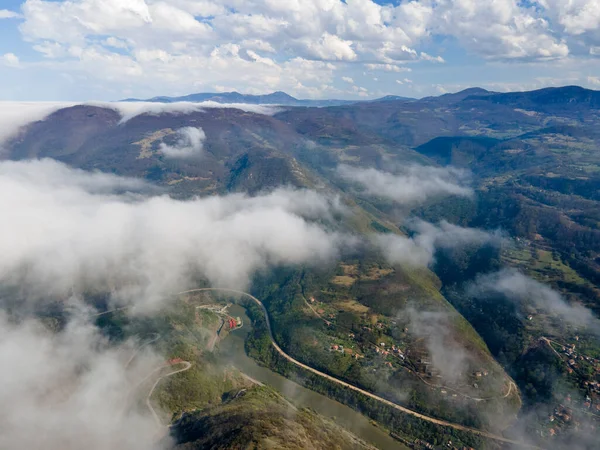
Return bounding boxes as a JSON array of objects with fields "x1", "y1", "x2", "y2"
[
  {"x1": 503, "y1": 246, "x2": 589, "y2": 287},
  {"x1": 335, "y1": 299, "x2": 370, "y2": 314},
  {"x1": 133, "y1": 128, "x2": 174, "y2": 159},
  {"x1": 331, "y1": 275, "x2": 356, "y2": 286},
  {"x1": 363, "y1": 266, "x2": 394, "y2": 281}
]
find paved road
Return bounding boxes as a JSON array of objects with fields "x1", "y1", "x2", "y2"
[{"x1": 177, "y1": 288, "x2": 539, "y2": 449}]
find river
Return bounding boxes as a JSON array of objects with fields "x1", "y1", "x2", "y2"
[{"x1": 216, "y1": 305, "x2": 407, "y2": 450}]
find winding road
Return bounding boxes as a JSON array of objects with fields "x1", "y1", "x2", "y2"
[
  {"x1": 99, "y1": 288, "x2": 533, "y2": 446},
  {"x1": 146, "y1": 362, "x2": 193, "y2": 427},
  {"x1": 176, "y1": 288, "x2": 538, "y2": 449}
]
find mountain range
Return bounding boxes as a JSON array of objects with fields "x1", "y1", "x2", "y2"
[
  {"x1": 3, "y1": 84, "x2": 600, "y2": 449},
  {"x1": 122, "y1": 85, "x2": 600, "y2": 110},
  {"x1": 121, "y1": 90, "x2": 415, "y2": 106}
]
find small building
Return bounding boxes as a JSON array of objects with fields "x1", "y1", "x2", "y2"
[{"x1": 168, "y1": 358, "x2": 184, "y2": 365}]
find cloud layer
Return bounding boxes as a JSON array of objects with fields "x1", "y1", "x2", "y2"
[
  {"x1": 405, "y1": 307, "x2": 470, "y2": 384},
  {"x1": 467, "y1": 269, "x2": 598, "y2": 328},
  {"x1": 0, "y1": 101, "x2": 280, "y2": 147},
  {"x1": 0, "y1": 102, "x2": 74, "y2": 146},
  {"x1": 0, "y1": 313, "x2": 164, "y2": 450},
  {"x1": 373, "y1": 220, "x2": 503, "y2": 268},
  {"x1": 0, "y1": 159, "x2": 346, "y2": 310},
  {"x1": 337, "y1": 164, "x2": 473, "y2": 205},
  {"x1": 102, "y1": 101, "x2": 281, "y2": 123}
]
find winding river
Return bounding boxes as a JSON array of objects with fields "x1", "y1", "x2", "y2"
[{"x1": 217, "y1": 305, "x2": 406, "y2": 450}]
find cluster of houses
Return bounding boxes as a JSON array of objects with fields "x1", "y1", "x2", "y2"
[
  {"x1": 564, "y1": 343, "x2": 579, "y2": 373},
  {"x1": 547, "y1": 405, "x2": 574, "y2": 437},
  {"x1": 550, "y1": 405, "x2": 572, "y2": 424},
  {"x1": 561, "y1": 341, "x2": 600, "y2": 378},
  {"x1": 373, "y1": 342, "x2": 406, "y2": 360},
  {"x1": 329, "y1": 343, "x2": 364, "y2": 360},
  {"x1": 329, "y1": 336, "x2": 409, "y2": 367}
]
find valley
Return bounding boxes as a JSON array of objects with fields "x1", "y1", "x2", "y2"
[
  {"x1": 5, "y1": 1, "x2": 600, "y2": 448},
  {"x1": 2, "y1": 85, "x2": 600, "y2": 449}
]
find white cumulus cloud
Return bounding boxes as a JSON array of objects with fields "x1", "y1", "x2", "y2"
[
  {"x1": 0, "y1": 9, "x2": 21, "y2": 19},
  {"x1": 7, "y1": 0, "x2": 585, "y2": 100},
  {"x1": 1, "y1": 53, "x2": 20, "y2": 68}
]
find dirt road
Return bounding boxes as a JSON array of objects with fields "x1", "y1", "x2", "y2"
[{"x1": 146, "y1": 362, "x2": 193, "y2": 427}]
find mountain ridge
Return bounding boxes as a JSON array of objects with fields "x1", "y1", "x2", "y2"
[
  {"x1": 120, "y1": 90, "x2": 416, "y2": 106},
  {"x1": 121, "y1": 85, "x2": 600, "y2": 109},
  {"x1": 121, "y1": 90, "x2": 360, "y2": 107}
]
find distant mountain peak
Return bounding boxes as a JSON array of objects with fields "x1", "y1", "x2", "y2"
[
  {"x1": 369, "y1": 94, "x2": 415, "y2": 102},
  {"x1": 463, "y1": 85, "x2": 600, "y2": 109},
  {"x1": 455, "y1": 87, "x2": 490, "y2": 95},
  {"x1": 270, "y1": 90, "x2": 295, "y2": 97}
]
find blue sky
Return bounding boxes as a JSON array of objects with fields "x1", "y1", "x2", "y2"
[{"x1": 1, "y1": 0, "x2": 600, "y2": 101}]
